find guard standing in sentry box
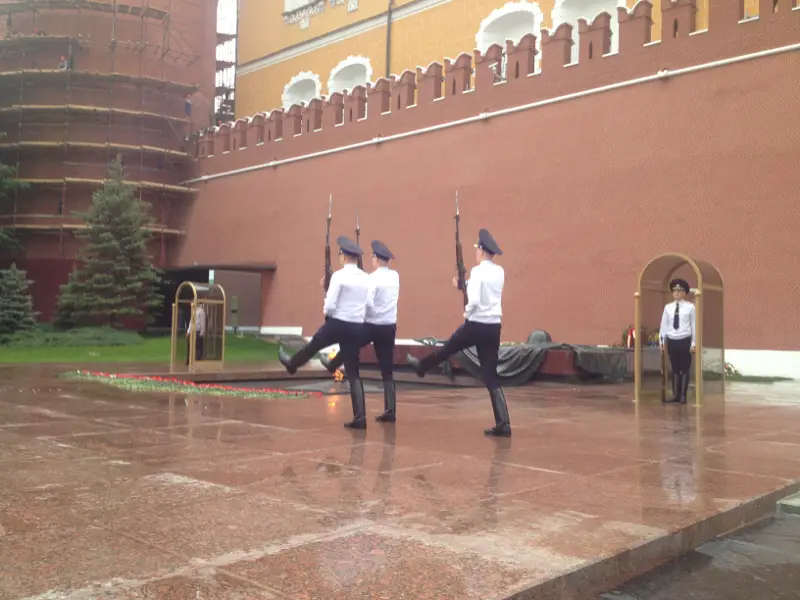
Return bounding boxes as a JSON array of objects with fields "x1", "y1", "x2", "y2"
[
  {"x1": 321, "y1": 240, "x2": 400, "y2": 423},
  {"x1": 278, "y1": 236, "x2": 370, "y2": 429},
  {"x1": 406, "y1": 228, "x2": 511, "y2": 437},
  {"x1": 659, "y1": 278, "x2": 696, "y2": 404}
]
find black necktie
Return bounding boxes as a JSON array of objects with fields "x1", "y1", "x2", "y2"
[{"x1": 673, "y1": 303, "x2": 680, "y2": 330}]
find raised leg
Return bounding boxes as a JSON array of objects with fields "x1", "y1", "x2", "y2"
[
  {"x1": 321, "y1": 326, "x2": 374, "y2": 375},
  {"x1": 279, "y1": 321, "x2": 338, "y2": 375},
  {"x1": 406, "y1": 322, "x2": 474, "y2": 378}
]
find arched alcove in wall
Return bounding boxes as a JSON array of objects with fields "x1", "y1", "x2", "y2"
[
  {"x1": 634, "y1": 253, "x2": 725, "y2": 405},
  {"x1": 475, "y1": 1, "x2": 544, "y2": 76},
  {"x1": 281, "y1": 71, "x2": 322, "y2": 109},
  {"x1": 328, "y1": 56, "x2": 373, "y2": 95},
  {"x1": 551, "y1": 0, "x2": 628, "y2": 63}
]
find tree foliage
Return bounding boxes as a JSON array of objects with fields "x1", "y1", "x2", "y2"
[
  {"x1": 0, "y1": 263, "x2": 38, "y2": 340},
  {"x1": 56, "y1": 156, "x2": 163, "y2": 328},
  {"x1": 0, "y1": 162, "x2": 30, "y2": 254}
]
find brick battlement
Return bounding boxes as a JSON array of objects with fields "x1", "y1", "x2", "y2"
[{"x1": 191, "y1": 0, "x2": 799, "y2": 176}]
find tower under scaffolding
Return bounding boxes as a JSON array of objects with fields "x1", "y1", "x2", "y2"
[
  {"x1": 215, "y1": 0, "x2": 236, "y2": 124},
  {"x1": 0, "y1": 0, "x2": 217, "y2": 320}
]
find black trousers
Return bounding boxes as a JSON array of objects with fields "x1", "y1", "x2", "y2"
[
  {"x1": 186, "y1": 334, "x2": 204, "y2": 364},
  {"x1": 328, "y1": 323, "x2": 397, "y2": 381},
  {"x1": 289, "y1": 318, "x2": 364, "y2": 381},
  {"x1": 418, "y1": 320, "x2": 502, "y2": 390},
  {"x1": 667, "y1": 335, "x2": 692, "y2": 374}
]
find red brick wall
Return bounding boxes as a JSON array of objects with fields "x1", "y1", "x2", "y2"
[
  {"x1": 176, "y1": 4, "x2": 800, "y2": 349},
  {"x1": 213, "y1": 270, "x2": 263, "y2": 328},
  {"x1": 0, "y1": 257, "x2": 74, "y2": 323}
]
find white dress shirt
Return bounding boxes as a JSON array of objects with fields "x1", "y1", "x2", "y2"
[
  {"x1": 660, "y1": 300, "x2": 696, "y2": 347},
  {"x1": 464, "y1": 260, "x2": 504, "y2": 324},
  {"x1": 365, "y1": 266, "x2": 399, "y2": 325},
  {"x1": 323, "y1": 263, "x2": 370, "y2": 323},
  {"x1": 187, "y1": 305, "x2": 206, "y2": 337}
]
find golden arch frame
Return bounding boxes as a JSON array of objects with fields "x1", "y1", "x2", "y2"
[
  {"x1": 634, "y1": 253, "x2": 725, "y2": 405},
  {"x1": 170, "y1": 281, "x2": 227, "y2": 373}
]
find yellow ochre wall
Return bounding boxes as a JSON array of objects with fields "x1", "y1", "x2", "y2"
[{"x1": 234, "y1": 0, "x2": 758, "y2": 119}]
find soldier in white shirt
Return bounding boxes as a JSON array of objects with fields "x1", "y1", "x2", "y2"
[
  {"x1": 659, "y1": 278, "x2": 696, "y2": 404},
  {"x1": 186, "y1": 303, "x2": 206, "y2": 364},
  {"x1": 407, "y1": 229, "x2": 511, "y2": 437},
  {"x1": 278, "y1": 236, "x2": 371, "y2": 428},
  {"x1": 322, "y1": 240, "x2": 400, "y2": 422}
]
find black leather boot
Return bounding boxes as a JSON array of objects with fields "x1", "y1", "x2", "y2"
[
  {"x1": 664, "y1": 373, "x2": 680, "y2": 403},
  {"x1": 344, "y1": 379, "x2": 367, "y2": 429},
  {"x1": 376, "y1": 382, "x2": 396, "y2": 423},
  {"x1": 320, "y1": 352, "x2": 342, "y2": 376},
  {"x1": 679, "y1": 372, "x2": 690, "y2": 404},
  {"x1": 406, "y1": 353, "x2": 427, "y2": 378},
  {"x1": 278, "y1": 347, "x2": 298, "y2": 375},
  {"x1": 484, "y1": 388, "x2": 511, "y2": 437}
]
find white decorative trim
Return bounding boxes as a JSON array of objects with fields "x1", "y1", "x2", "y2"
[
  {"x1": 281, "y1": 70, "x2": 322, "y2": 109},
  {"x1": 327, "y1": 55, "x2": 373, "y2": 94},
  {"x1": 225, "y1": 325, "x2": 261, "y2": 333},
  {"x1": 475, "y1": 1, "x2": 544, "y2": 73},
  {"x1": 329, "y1": 0, "x2": 357, "y2": 10},
  {"x1": 476, "y1": 1, "x2": 544, "y2": 51},
  {"x1": 551, "y1": 0, "x2": 628, "y2": 27},
  {"x1": 260, "y1": 325, "x2": 304, "y2": 336},
  {"x1": 284, "y1": 0, "x2": 325, "y2": 28},
  {"x1": 551, "y1": 0, "x2": 629, "y2": 61},
  {"x1": 724, "y1": 350, "x2": 800, "y2": 380},
  {"x1": 239, "y1": 0, "x2": 453, "y2": 75}
]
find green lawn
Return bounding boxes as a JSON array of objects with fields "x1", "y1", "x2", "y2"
[{"x1": 0, "y1": 331, "x2": 279, "y2": 364}]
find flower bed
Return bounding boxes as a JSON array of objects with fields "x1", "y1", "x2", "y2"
[{"x1": 65, "y1": 370, "x2": 320, "y2": 399}]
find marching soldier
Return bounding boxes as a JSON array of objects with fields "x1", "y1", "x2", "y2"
[
  {"x1": 278, "y1": 236, "x2": 370, "y2": 429},
  {"x1": 407, "y1": 229, "x2": 511, "y2": 437},
  {"x1": 659, "y1": 278, "x2": 696, "y2": 404},
  {"x1": 322, "y1": 240, "x2": 400, "y2": 422}
]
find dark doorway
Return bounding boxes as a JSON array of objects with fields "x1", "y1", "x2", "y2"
[{"x1": 150, "y1": 268, "x2": 209, "y2": 331}]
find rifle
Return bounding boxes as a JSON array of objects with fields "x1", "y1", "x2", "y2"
[
  {"x1": 324, "y1": 194, "x2": 332, "y2": 291},
  {"x1": 355, "y1": 204, "x2": 363, "y2": 270},
  {"x1": 454, "y1": 191, "x2": 468, "y2": 307},
  {"x1": 455, "y1": 190, "x2": 469, "y2": 306}
]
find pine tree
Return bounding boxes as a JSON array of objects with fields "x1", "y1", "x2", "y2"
[
  {"x1": 56, "y1": 156, "x2": 163, "y2": 328},
  {"x1": 0, "y1": 162, "x2": 30, "y2": 254},
  {"x1": 0, "y1": 263, "x2": 38, "y2": 338}
]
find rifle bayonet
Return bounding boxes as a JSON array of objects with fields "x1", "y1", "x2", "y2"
[{"x1": 355, "y1": 204, "x2": 363, "y2": 270}]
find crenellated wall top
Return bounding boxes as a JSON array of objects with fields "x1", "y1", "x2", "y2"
[{"x1": 192, "y1": 0, "x2": 799, "y2": 167}]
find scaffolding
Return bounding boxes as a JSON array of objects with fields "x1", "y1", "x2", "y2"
[
  {"x1": 215, "y1": 0, "x2": 236, "y2": 123},
  {"x1": 0, "y1": 0, "x2": 210, "y2": 263}
]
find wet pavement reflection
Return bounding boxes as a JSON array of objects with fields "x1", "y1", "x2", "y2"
[{"x1": 1, "y1": 364, "x2": 800, "y2": 599}]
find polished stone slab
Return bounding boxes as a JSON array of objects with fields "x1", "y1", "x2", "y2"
[{"x1": 1, "y1": 364, "x2": 800, "y2": 599}]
